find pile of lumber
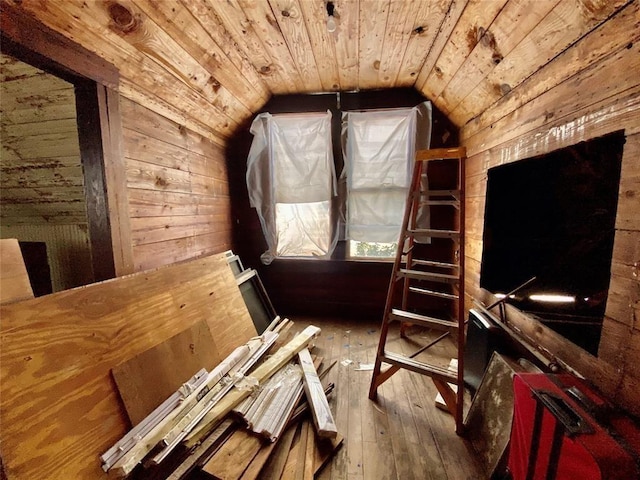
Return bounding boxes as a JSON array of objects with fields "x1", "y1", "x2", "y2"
[
  {"x1": 101, "y1": 318, "x2": 342, "y2": 479},
  {"x1": 0, "y1": 252, "x2": 339, "y2": 479}
]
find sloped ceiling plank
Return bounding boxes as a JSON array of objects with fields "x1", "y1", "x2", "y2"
[
  {"x1": 15, "y1": 0, "x2": 237, "y2": 140},
  {"x1": 95, "y1": 0, "x2": 251, "y2": 122},
  {"x1": 172, "y1": 0, "x2": 271, "y2": 103},
  {"x1": 332, "y1": 0, "x2": 359, "y2": 91},
  {"x1": 269, "y1": 0, "x2": 323, "y2": 92},
  {"x1": 394, "y1": 1, "x2": 450, "y2": 87},
  {"x1": 358, "y1": 0, "x2": 391, "y2": 89},
  {"x1": 117, "y1": 76, "x2": 225, "y2": 146},
  {"x1": 376, "y1": 0, "x2": 419, "y2": 89},
  {"x1": 438, "y1": 0, "x2": 560, "y2": 114},
  {"x1": 194, "y1": 0, "x2": 297, "y2": 95},
  {"x1": 132, "y1": 0, "x2": 270, "y2": 111},
  {"x1": 415, "y1": 0, "x2": 468, "y2": 95},
  {"x1": 451, "y1": 0, "x2": 630, "y2": 126},
  {"x1": 419, "y1": 0, "x2": 508, "y2": 108},
  {"x1": 298, "y1": 0, "x2": 341, "y2": 92},
  {"x1": 463, "y1": 43, "x2": 640, "y2": 158},
  {"x1": 461, "y1": 0, "x2": 640, "y2": 141},
  {"x1": 236, "y1": 0, "x2": 307, "y2": 93}
]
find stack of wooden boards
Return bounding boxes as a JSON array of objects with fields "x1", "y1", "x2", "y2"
[
  {"x1": 0, "y1": 252, "x2": 340, "y2": 479},
  {"x1": 102, "y1": 317, "x2": 341, "y2": 479}
]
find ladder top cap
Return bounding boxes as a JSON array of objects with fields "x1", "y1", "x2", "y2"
[{"x1": 416, "y1": 147, "x2": 466, "y2": 161}]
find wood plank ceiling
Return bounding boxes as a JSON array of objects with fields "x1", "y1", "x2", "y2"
[{"x1": 9, "y1": 0, "x2": 630, "y2": 144}]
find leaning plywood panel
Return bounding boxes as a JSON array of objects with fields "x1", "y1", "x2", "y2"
[
  {"x1": 0, "y1": 253, "x2": 257, "y2": 480},
  {"x1": 112, "y1": 320, "x2": 222, "y2": 426},
  {"x1": 0, "y1": 238, "x2": 34, "y2": 304}
]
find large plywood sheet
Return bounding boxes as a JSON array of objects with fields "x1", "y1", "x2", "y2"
[
  {"x1": 0, "y1": 252, "x2": 257, "y2": 480},
  {"x1": 112, "y1": 319, "x2": 221, "y2": 426}
]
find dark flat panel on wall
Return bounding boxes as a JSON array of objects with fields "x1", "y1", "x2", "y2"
[{"x1": 18, "y1": 241, "x2": 53, "y2": 297}]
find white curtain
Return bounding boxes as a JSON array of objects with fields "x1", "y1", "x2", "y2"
[
  {"x1": 343, "y1": 107, "x2": 417, "y2": 243},
  {"x1": 247, "y1": 111, "x2": 337, "y2": 263}
]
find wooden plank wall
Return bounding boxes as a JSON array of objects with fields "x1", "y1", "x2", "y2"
[
  {"x1": 120, "y1": 97, "x2": 233, "y2": 272},
  {"x1": 0, "y1": 253, "x2": 257, "y2": 480},
  {"x1": 460, "y1": 1, "x2": 640, "y2": 416}
]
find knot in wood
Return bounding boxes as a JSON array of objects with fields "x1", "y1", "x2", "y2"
[{"x1": 108, "y1": 2, "x2": 139, "y2": 34}]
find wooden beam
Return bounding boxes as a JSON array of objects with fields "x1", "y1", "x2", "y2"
[
  {"x1": 74, "y1": 81, "x2": 116, "y2": 282},
  {"x1": 0, "y1": 2, "x2": 119, "y2": 88},
  {"x1": 297, "y1": 348, "x2": 337, "y2": 439},
  {"x1": 97, "y1": 85, "x2": 134, "y2": 276}
]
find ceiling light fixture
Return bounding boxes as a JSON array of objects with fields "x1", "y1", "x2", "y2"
[{"x1": 326, "y1": 2, "x2": 337, "y2": 33}]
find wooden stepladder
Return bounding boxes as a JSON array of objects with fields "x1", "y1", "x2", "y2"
[{"x1": 368, "y1": 147, "x2": 467, "y2": 434}]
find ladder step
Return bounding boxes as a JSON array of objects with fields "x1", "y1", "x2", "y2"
[
  {"x1": 381, "y1": 351, "x2": 458, "y2": 384},
  {"x1": 415, "y1": 189, "x2": 460, "y2": 197},
  {"x1": 410, "y1": 259, "x2": 458, "y2": 269},
  {"x1": 419, "y1": 200, "x2": 460, "y2": 207},
  {"x1": 397, "y1": 269, "x2": 460, "y2": 284},
  {"x1": 409, "y1": 287, "x2": 459, "y2": 300},
  {"x1": 389, "y1": 309, "x2": 458, "y2": 330},
  {"x1": 408, "y1": 229, "x2": 459, "y2": 239}
]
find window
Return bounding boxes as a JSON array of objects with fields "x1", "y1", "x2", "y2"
[
  {"x1": 342, "y1": 107, "x2": 424, "y2": 258},
  {"x1": 246, "y1": 112, "x2": 336, "y2": 263},
  {"x1": 246, "y1": 101, "x2": 432, "y2": 263}
]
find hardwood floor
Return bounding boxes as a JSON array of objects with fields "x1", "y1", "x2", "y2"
[{"x1": 294, "y1": 316, "x2": 485, "y2": 480}]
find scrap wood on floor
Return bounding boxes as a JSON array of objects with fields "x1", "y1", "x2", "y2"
[{"x1": 102, "y1": 317, "x2": 343, "y2": 480}]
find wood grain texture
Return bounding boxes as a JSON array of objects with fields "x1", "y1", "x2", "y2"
[
  {"x1": 461, "y1": 36, "x2": 640, "y2": 417},
  {"x1": 297, "y1": 348, "x2": 337, "y2": 439},
  {"x1": 0, "y1": 54, "x2": 86, "y2": 227},
  {"x1": 120, "y1": 97, "x2": 232, "y2": 272},
  {"x1": 0, "y1": 238, "x2": 34, "y2": 304},
  {"x1": 420, "y1": 0, "x2": 508, "y2": 103},
  {"x1": 0, "y1": 253, "x2": 256, "y2": 480},
  {"x1": 357, "y1": 0, "x2": 390, "y2": 90},
  {"x1": 112, "y1": 320, "x2": 221, "y2": 426},
  {"x1": 4, "y1": 0, "x2": 635, "y2": 144},
  {"x1": 201, "y1": 428, "x2": 263, "y2": 479}
]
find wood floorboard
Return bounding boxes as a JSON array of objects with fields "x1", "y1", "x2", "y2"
[{"x1": 292, "y1": 316, "x2": 485, "y2": 480}]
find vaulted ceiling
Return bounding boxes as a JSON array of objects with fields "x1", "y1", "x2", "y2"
[{"x1": 4, "y1": 0, "x2": 632, "y2": 143}]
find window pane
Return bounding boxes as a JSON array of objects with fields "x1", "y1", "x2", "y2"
[
  {"x1": 347, "y1": 189, "x2": 407, "y2": 242},
  {"x1": 275, "y1": 201, "x2": 332, "y2": 257},
  {"x1": 271, "y1": 114, "x2": 334, "y2": 203},
  {"x1": 349, "y1": 241, "x2": 397, "y2": 259}
]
